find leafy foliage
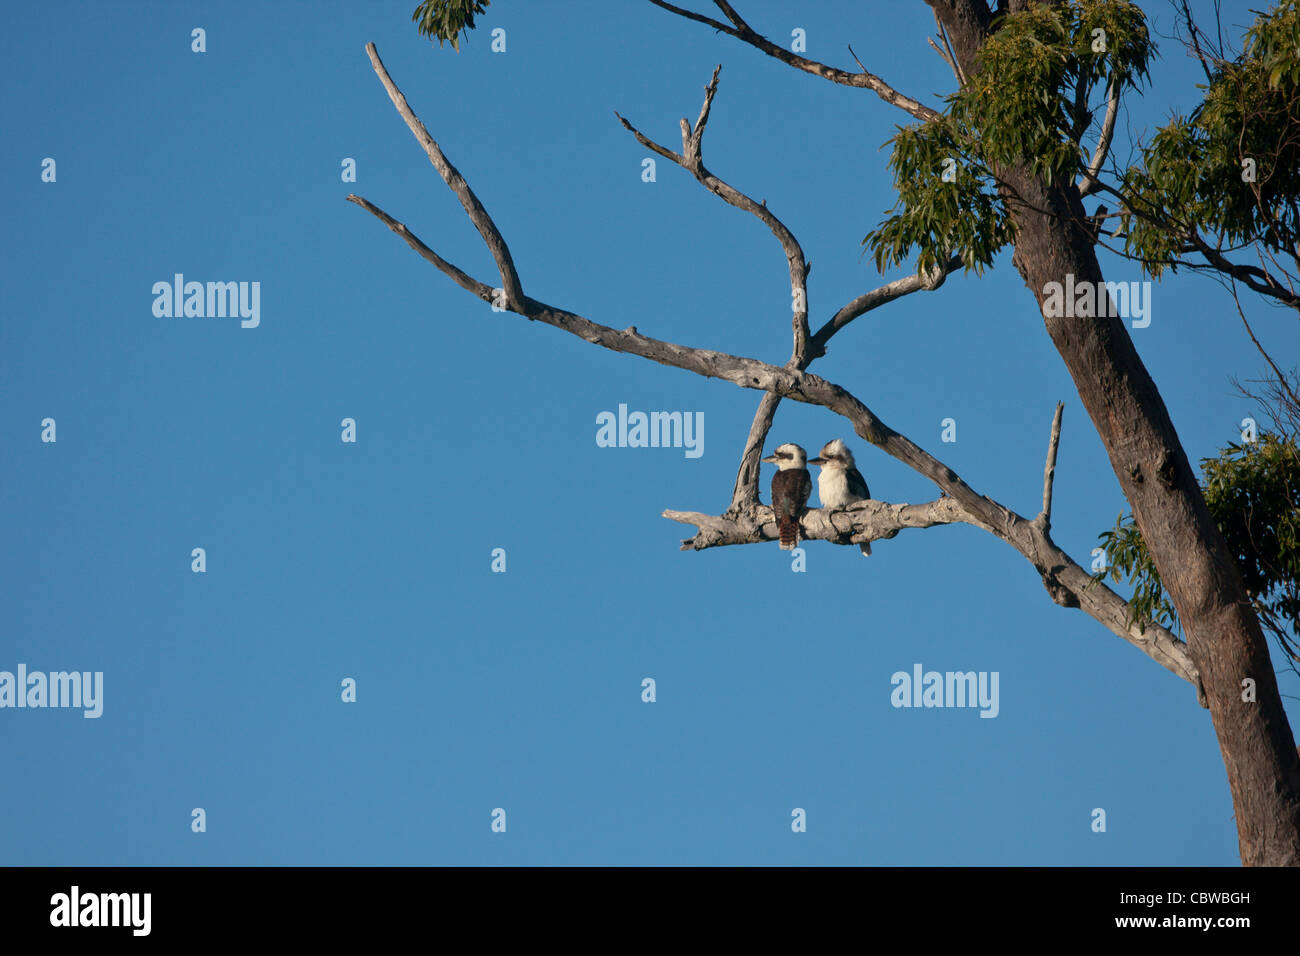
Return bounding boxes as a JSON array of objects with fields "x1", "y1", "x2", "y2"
[
  {"x1": 864, "y1": 0, "x2": 1151, "y2": 275},
  {"x1": 863, "y1": 114, "x2": 1019, "y2": 275},
  {"x1": 412, "y1": 0, "x2": 490, "y2": 51},
  {"x1": 1093, "y1": 432, "x2": 1300, "y2": 659},
  {"x1": 956, "y1": 0, "x2": 1150, "y2": 183},
  {"x1": 1117, "y1": 2, "x2": 1300, "y2": 278},
  {"x1": 1093, "y1": 511, "x2": 1178, "y2": 632}
]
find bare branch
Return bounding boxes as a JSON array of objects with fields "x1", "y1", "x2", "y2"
[
  {"x1": 353, "y1": 194, "x2": 1200, "y2": 688},
  {"x1": 644, "y1": 0, "x2": 736, "y2": 36},
  {"x1": 1078, "y1": 78, "x2": 1118, "y2": 199},
  {"x1": 617, "y1": 68, "x2": 812, "y2": 514},
  {"x1": 666, "y1": 492, "x2": 1200, "y2": 692},
  {"x1": 614, "y1": 28, "x2": 951, "y2": 511},
  {"x1": 1047, "y1": 546, "x2": 1201, "y2": 693},
  {"x1": 721, "y1": 258, "x2": 959, "y2": 507},
  {"x1": 362, "y1": 42, "x2": 524, "y2": 309},
  {"x1": 616, "y1": 65, "x2": 957, "y2": 512},
  {"x1": 614, "y1": 113, "x2": 684, "y2": 166},
  {"x1": 810, "y1": 256, "x2": 959, "y2": 356},
  {"x1": 932, "y1": 11, "x2": 966, "y2": 85},
  {"x1": 646, "y1": 0, "x2": 943, "y2": 123},
  {"x1": 351, "y1": 37, "x2": 1204, "y2": 700},
  {"x1": 731, "y1": 392, "x2": 782, "y2": 510},
  {"x1": 1035, "y1": 402, "x2": 1064, "y2": 532},
  {"x1": 926, "y1": 0, "x2": 994, "y2": 77},
  {"x1": 615, "y1": 74, "x2": 810, "y2": 359},
  {"x1": 666, "y1": 495, "x2": 978, "y2": 548},
  {"x1": 616, "y1": 65, "x2": 813, "y2": 511},
  {"x1": 727, "y1": 257, "x2": 958, "y2": 509},
  {"x1": 1177, "y1": 0, "x2": 1218, "y2": 85},
  {"x1": 927, "y1": 37, "x2": 960, "y2": 82},
  {"x1": 345, "y1": 194, "x2": 494, "y2": 303},
  {"x1": 687, "y1": 64, "x2": 722, "y2": 155}
]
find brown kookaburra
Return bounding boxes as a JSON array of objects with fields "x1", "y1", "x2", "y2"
[
  {"x1": 809, "y1": 438, "x2": 872, "y2": 556},
  {"x1": 762, "y1": 442, "x2": 811, "y2": 550}
]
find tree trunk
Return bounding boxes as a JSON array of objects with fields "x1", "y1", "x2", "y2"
[{"x1": 931, "y1": 0, "x2": 1300, "y2": 866}]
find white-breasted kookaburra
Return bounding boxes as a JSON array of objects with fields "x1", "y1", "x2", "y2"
[
  {"x1": 762, "y1": 442, "x2": 811, "y2": 550},
  {"x1": 809, "y1": 438, "x2": 872, "y2": 556}
]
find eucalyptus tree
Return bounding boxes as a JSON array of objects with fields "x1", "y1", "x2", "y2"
[{"x1": 359, "y1": 0, "x2": 1300, "y2": 864}]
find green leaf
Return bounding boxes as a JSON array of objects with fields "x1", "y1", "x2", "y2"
[{"x1": 412, "y1": 0, "x2": 490, "y2": 49}]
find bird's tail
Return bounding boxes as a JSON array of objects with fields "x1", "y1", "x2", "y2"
[
  {"x1": 778, "y1": 517, "x2": 799, "y2": 550},
  {"x1": 860, "y1": 542, "x2": 872, "y2": 556}
]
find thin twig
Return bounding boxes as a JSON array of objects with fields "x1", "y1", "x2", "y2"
[{"x1": 645, "y1": 0, "x2": 943, "y2": 122}]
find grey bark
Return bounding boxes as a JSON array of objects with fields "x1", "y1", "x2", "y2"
[{"x1": 928, "y1": 0, "x2": 1300, "y2": 866}]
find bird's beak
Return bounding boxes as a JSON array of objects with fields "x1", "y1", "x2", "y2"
[
  {"x1": 760, "y1": 455, "x2": 777, "y2": 464},
  {"x1": 808, "y1": 457, "x2": 825, "y2": 465}
]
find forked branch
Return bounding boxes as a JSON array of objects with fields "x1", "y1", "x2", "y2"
[
  {"x1": 362, "y1": 42, "x2": 523, "y2": 310},
  {"x1": 347, "y1": 42, "x2": 1203, "y2": 699},
  {"x1": 616, "y1": 67, "x2": 810, "y2": 360},
  {"x1": 616, "y1": 69, "x2": 959, "y2": 510}
]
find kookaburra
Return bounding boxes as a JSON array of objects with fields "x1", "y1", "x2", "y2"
[
  {"x1": 761, "y1": 442, "x2": 811, "y2": 550},
  {"x1": 809, "y1": 438, "x2": 872, "y2": 556}
]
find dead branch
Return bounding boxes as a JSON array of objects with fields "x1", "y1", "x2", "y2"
[
  {"x1": 645, "y1": 1, "x2": 943, "y2": 122},
  {"x1": 617, "y1": 69, "x2": 958, "y2": 510},
  {"x1": 665, "y1": 495, "x2": 976, "y2": 548},
  {"x1": 1078, "y1": 78, "x2": 1118, "y2": 199},
  {"x1": 1035, "y1": 402, "x2": 1064, "y2": 532},
  {"x1": 362, "y1": 42, "x2": 523, "y2": 310},
  {"x1": 347, "y1": 41, "x2": 1203, "y2": 699}
]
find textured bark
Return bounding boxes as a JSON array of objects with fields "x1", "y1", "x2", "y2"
[{"x1": 929, "y1": 0, "x2": 1300, "y2": 866}]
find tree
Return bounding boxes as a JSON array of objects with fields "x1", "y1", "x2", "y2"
[
  {"x1": 1087, "y1": 0, "x2": 1300, "y2": 722},
  {"x1": 1096, "y1": 374, "x2": 1300, "y2": 672},
  {"x1": 1114, "y1": 0, "x2": 1300, "y2": 313},
  {"x1": 350, "y1": 0, "x2": 1300, "y2": 864}
]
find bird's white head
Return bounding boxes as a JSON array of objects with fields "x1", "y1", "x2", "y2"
[
  {"x1": 761, "y1": 442, "x2": 807, "y2": 470},
  {"x1": 809, "y1": 438, "x2": 854, "y2": 469}
]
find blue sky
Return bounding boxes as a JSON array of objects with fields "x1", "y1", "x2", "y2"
[{"x1": 3, "y1": 0, "x2": 1295, "y2": 865}]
